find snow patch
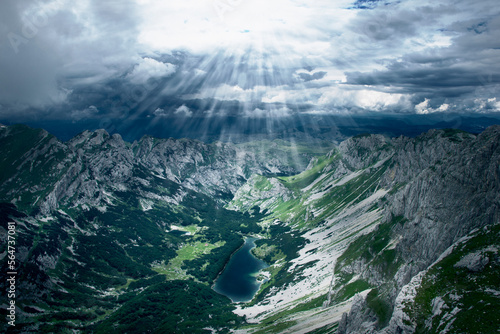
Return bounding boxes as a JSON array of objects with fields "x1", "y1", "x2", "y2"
[{"x1": 385, "y1": 235, "x2": 402, "y2": 250}]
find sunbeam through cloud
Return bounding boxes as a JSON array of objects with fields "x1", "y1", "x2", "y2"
[{"x1": 0, "y1": 0, "x2": 499, "y2": 140}]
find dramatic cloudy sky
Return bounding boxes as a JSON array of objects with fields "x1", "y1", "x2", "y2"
[{"x1": 0, "y1": 0, "x2": 499, "y2": 132}]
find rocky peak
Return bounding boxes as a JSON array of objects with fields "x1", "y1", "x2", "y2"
[
  {"x1": 67, "y1": 129, "x2": 111, "y2": 149},
  {"x1": 338, "y1": 134, "x2": 392, "y2": 170}
]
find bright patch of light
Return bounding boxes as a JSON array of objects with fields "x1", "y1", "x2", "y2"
[
  {"x1": 415, "y1": 98, "x2": 431, "y2": 114},
  {"x1": 135, "y1": 0, "x2": 353, "y2": 56},
  {"x1": 245, "y1": 107, "x2": 291, "y2": 118},
  {"x1": 416, "y1": 100, "x2": 450, "y2": 114}
]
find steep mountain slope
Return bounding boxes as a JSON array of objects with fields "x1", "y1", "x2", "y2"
[{"x1": 229, "y1": 127, "x2": 500, "y2": 333}]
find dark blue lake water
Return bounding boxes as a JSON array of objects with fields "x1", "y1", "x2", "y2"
[{"x1": 213, "y1": 237, "x2": 268, "y2": 303}]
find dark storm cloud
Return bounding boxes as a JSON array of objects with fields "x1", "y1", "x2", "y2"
[
  {"x1": 345, "y1": 8, "x2": 500, "y2": 112},
  {"x1": 1, "y1": 0, "x2": 500, "y2": 123},
  {"x1": 298, "y1": 71, "x2": 327, "y2": 82},
  {"x1": 0, "y1": 1, "x2": 63, "y2": 110},
  {"x1": 348, "y1": 3, "x2": 454, "y2": 44},
  {"x1": 0, "y1": 0, "x2": 143, "y2": 119},
  {"x1": 347, "y1": 66, "x2": 488, "y2": 92}
]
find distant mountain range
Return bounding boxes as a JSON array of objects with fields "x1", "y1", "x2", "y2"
[
  {"x1": 0, "y1": 124, "x2": 499, "y2": 333},
  {"x1": 4, "y1": 113, "x2": 500, "y2": 143}
]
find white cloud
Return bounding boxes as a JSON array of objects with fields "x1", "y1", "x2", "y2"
[
  {"x1": 415, "y1": 99, "x2": 431, "y2": 114},
  {"x1": 174, "y1": 105, "x2": 193, "y2": 117},
  {"x1": 244, "y1": 107, "x2": 291, "y2": 118},
  {"x1": 153, "y1": 107, "x2": 168, "y2": 117},
  {"x1": 133, "y1": 0, "x2": 361, "y2": 72},
  {"x1": 437, "y1": 103, "x2": 450, "y2": 112},
  {"x1": 184, "y1": 84, "x2": 271, "y2": 103},
  {"x1": 262, "y1": 91, "x2": 288, "y2": 104},
  {"x1": 416, "y1": 100, "x2": 451, "y2": 114},
  {"x1": 356, "y1": 90, "x2": 405, "y2": 110},
  {"x1": 473, "y1": 98, "x2": 500, "y2": 112},
  {"x1": 126, "y1": 57, "x2": 176, "y2": 85},
  {"x1": 315, "y1": 85, "x2": 409, "y2": 112}
]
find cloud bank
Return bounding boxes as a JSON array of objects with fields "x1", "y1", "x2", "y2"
[{"x1": 0, "y1": 0, "x2": 498, "y2": 123}]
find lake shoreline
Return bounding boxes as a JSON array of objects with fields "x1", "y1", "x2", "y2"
[
  {"x1": 212, "y1": 236, "x2": 269, "y2": 303},
  {"x1": 211, "y1": 237, "x2": 247, "y2": 292}
]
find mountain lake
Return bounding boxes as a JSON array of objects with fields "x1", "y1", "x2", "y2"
[{"x1": 213, "y1": 237, "x2": 269, "y2": 303}]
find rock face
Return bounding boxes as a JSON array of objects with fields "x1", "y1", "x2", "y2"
[
  {"x1": 330, "y1": 127, "x2": 500, "y2": 334},
  {"x1": 454, "y1": 251, "x2": 490, "y2": 272},
  {"x1": 226, "y1": 174, "x2": 293, "y2": 213}
]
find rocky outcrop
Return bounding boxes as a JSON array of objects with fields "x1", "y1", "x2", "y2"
[
  {"x1": 338, "y1": 134, "x2": 392, "y2": 170},
  {"x1": 454, "y1": 251, "x2": 490, "y2": 272},
  {"x1": 226, "y1": 174, "x2": 293, "y2": 212}
]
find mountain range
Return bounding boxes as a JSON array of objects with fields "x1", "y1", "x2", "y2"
[{"x1": 0, "y1": 123, "x2": 499, "y2": 333}]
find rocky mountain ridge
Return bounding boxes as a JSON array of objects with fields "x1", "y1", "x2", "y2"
[
  {"x1": 0, "y1": 124, "x2": 324, "y2": 215},
  {"x1": 229, "y1": 126, "x2": 499, "y2": 333}
]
